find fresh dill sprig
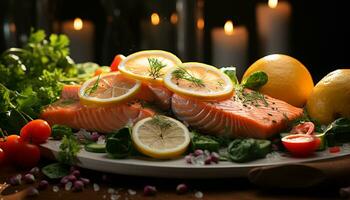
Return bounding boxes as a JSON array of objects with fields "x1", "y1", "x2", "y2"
[
  {"x1": 172, "y1": 67, "x2": 205, "y2": 87},
  {"x1": 235, "y1": 86, "x2": 268, "y2": 107},
  {"x1": 150, "y1": 115, "x2": 172, "y2": 130},
  {"x1": 148, "y1": 58, "x2": 167, "y2": 79},
  {"x1": 84, "y1": 75, "x2": 100, "y2": 96}
]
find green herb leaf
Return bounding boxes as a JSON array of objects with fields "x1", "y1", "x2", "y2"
[
  {"x1": 106, "y1": 127, "x2": 133, "y2": 158},
  {"x1": 0, "y1": 29, "x2": 76, "y2": 133},
  {"x1": 58, "y1": 135, "x2": 81, "y2": 165},
  {"x1": 42, "y1": 163, "x2": 70, "y2": 179},
  {"x1": 220, "y1": 67, "x2": 238, "y2": 85},
  {"x1": 191, "y1": 131, "x2": 220, "y2": 152},
  {"x1": 227, "y1": 138, "x2": 271, "y2": 163},
  {"x1": 324, "y1": 118, "x2": 350, "y2": 146},
  {"x1": 148, "y1": 58, "x2": 166, "y2": 79},
  {"x1": 84, "y1": 75, "x2": 100, "y2": 96},
  {"x1": 150, "y1": 115, "x2": 172, "y2": 130},
  {"x1": 241, "y1": 71, "x2": 268, "y2": 90},
  {"x1": 172, "y1": 66, "x2": 205, "y2": 87},
  {"x1": 51, "y1": 125, "x2": 73, "y2": 140}
]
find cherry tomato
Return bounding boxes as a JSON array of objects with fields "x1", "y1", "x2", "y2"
[
  {"x1": 0, "y1": 148, "x2": 5, "y2": 165},
  {"x1": 282, "y1": 134, "x2": 320, "y2": 157},
  {"x1": 94, "y1": 68, "x2": 104, "y2": 76},
  {"x1": 290, "y1": 122, "x2": 315, "y2": 135},
  {"x1": 110, "y1": 54, "x2": 125, "y2": 72},
  {"x1": 14, "y1": 142, "x2": 40, "y2": 168},
  {"x1": 329, "y1": 146, "x2": 341, "y2": 153},
  {"x1": 1, "y1": 135, "x2": 21, "y2": 159},
  {"x1": 20, "y1": 119, "x2": 51, "y2": 145}
]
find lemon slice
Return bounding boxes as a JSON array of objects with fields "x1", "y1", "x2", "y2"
[
  {"x1": 118, "y1": 50, "x2": 182, "y2": 83},
  {"x1": 132, "y1": 115, "x2": 190, "y2": 159},
  {"x1": 163, "y1": 62, "x2": 234, "y2": 100},
  {"x1": 79, "y1": 72, "x2": 141, "y2": 106}
]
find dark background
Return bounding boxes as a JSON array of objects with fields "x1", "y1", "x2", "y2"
[{"x1": 0, "y1": 0, "x2": 349, "y2": 82}]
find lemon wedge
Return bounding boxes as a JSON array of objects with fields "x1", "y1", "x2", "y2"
[
  {"x1": 118, "y1": 50, "x2": 182, "y2": 84},
  {"x1": 163, "y1": 62, "x2": 234, "y2": 100},
  {"x1": 79, "y1": 72, "x2": 141, "y2": 106},
  {"x1": 132, "y1": 115, "x2": 190, "y2": 159}
]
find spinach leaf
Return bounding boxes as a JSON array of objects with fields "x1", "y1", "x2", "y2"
[
  {"x1": 51, "y1": 125, "x2": 73, "y2": 140},
  {"x1": 220, "y1": 67, "x2": 238, "y2": 85},
  {"x1": 191, "y1": 132, "x2": 220, "y2": 152},
  {"x1": 324, "y1": 118, "x2": 350, "y2": 146},
  {"x1": 42, "y1": 163, "x2": 70, "y2": 179},
  {"x1": 106, "y1": 127, "x2": 133, "y2": 158},
  {"x1": 241, "y1": 71, "x2": 268, "y2": 90},
  {"x1": 227, "y1": 138, "x2": 271, "y2": 163}
]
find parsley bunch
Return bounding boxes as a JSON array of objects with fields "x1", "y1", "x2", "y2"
[{"x1": 0, "y1": 29, "x2": 77, "y2": 133}]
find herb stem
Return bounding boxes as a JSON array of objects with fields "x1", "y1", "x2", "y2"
[{"x1": 172, "y1": 67, "x2": 205, "y2": 87}]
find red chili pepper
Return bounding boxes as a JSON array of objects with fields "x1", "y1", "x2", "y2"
[
  {"x1": 290, "y1": 122, "x2": 315, "y2": 135},
  {"x1": 329, "y1": 146, "x2": 341, "y2": 153},
  {"x1": 110, "y1": 54, "x2": 126, "y2": 72}
]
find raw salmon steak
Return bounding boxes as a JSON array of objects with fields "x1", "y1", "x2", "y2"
[
  {"x1": 41, "y1": 98, "x2": 154, "y2": 133},
  {"x1": 171, "y1": 90, "x2": 303, "y2": 139},
  {"x1": 40, "y1": 82, "x2": 173, "y2": 132}
]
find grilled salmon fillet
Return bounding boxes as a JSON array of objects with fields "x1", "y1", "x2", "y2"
[{"x1": 171, "y1": 90, "x2": 303, "y2": 139}]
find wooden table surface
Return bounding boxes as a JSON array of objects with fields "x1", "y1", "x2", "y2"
[{"x1": 0, "y1": 159, "x2": 346, "y2": 200}]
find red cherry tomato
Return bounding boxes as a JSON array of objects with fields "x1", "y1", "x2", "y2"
[
  {"x1": 282, "y1": 134, "x2": 319, "y2": 157},
  {"x1": 1, "y1": 135, "x2": 21, "y2": 160},
  {"x1": 329, "y1": 146, "x2": 341, "y2": 153},
  {"x1": 20, "y1": 119, "x2": 51, "y2": 145},
  {"x1": 110, "y1": 54, "x2": 125, "y2": 72},
  {"x1": 0, "y1": 148, "x2": 5, "y2": 165},
  {"x1": 14, "y1": 142, "x2": 40, "y2": 168},
  {"x1": 290, "y1": 122, "x2": 315, "y2": 135}
]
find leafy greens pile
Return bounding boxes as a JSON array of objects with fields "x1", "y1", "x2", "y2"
[{"x1": 0, "y1": 29, "x2": 83, "y2": 133}]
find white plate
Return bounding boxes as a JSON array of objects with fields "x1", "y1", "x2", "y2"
[{"x1": 41, "y1": 140, "x2": 350, "y2": 179}]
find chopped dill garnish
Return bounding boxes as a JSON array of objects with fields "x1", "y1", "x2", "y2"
[
  {"x1": 235, "y1": 86, "x2": 269, "y2": 107},
  {"x1": 148, "y1": 58, "x2": 167, "y2": 79},
  {"x1": 84, "y1": 75, "x2": 100, "y2": 96},
  {"x1": 150, "y1": 115, "x2": 172, "y2": 130},
  {"x1": 172, "y1": 66, "x2": 205, "y2": 87}
]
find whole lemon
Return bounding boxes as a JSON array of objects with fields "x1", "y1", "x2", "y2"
[
  {"x1": 306, "y1": 69, "x2": 350, "y2": 125},
  {"x1": 243, "y1": 54, "x2": 314, "y2": 107}
]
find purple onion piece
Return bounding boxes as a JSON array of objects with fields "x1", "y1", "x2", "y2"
[
  {"x1": 38, "y1": 180, "x2": 49, "y2": 190},
  {"x1": 194, "y1": 149, "x2": 204, "y2": 156},
  {"x1": 176, "y1": 183, "x2": 188, "y2": 194},
  {"x1": 72, "y1": 180, "x2": 84, "y2": 192},
  {"x1": 26, "y1": 186, "x2": 39, "y2": 197},
  {"x1": 79, "y1": 178, "x2": 90, "y2": 185},
  {"x1": 143, "y1": 185, "x2": 157, "y2": 196},
  {"x1": 71, "y1": 170, "x2": 80, "y2": 178},
  {"x1": 67, "y1": 175, "x2": 77, "y2": 182},
  {"x1": 8, "y1": 174, "x2": 22, "y2": 186},
  {"x1": 29, "y1": 167, "x2": 40, "y2": 177},
  {"x1": 23, "y1": 173, "x2": 36, "y2": 184}
]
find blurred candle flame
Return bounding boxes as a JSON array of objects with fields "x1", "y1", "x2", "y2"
[
  {"x1": 224, "y1": 20, "x2": 234, "y2": 35},
  {"x1": 73, "y1": 18, "x2": 83, "y2": 30},
  {"x1": 151, "y1": 13, "x2": 160, "y2": 26},
  {"x1": 197, "y1": 18, "x2": 205, "y2": 30},
  {"x1": 268, "y1": 0, "x2": 278, "y2": 8},
  {"x1": 170, "y1": 13, "x2": 178, "y2": 24}
]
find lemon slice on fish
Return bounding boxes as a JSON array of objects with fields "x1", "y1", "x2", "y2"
[
  {"x1": 163, "y1": 62, "x2": 234, "y2": 100},
  {"x1": 132, "y1": 115, "x2": 190, "y2": 159},
  {"x1": 118, "y1": 50, "x2": 182, "y2": 84},
  {"x1": 79, "y1": 72, "x2": 141, "y2": 106}
]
